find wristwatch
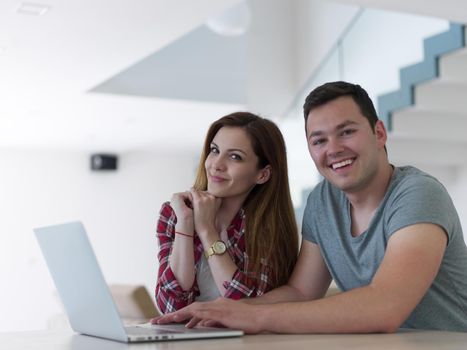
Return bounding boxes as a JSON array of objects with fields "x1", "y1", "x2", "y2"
[{"x1": 204, "y1": 240, "x2": 227, "y2": 259}]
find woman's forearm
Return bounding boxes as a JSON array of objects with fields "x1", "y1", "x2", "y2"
[{"x1": 169, "y1": 220, "x2": 196, "y2": 291}]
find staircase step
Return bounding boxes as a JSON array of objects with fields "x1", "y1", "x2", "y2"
[
  {"x1": 439, "y1": 47, "x2": 467, "y2": 82},
  {"x1": 414, "y1": 80, "x2": 467, "y2": 113},
  {"x1": 387, "y1": 134, "x2": 467, "y2": 167},
  {"x1": 386, "y1": 134, "x2": 461, "y2": 185},
  {"x1": 391, "y1": 107, "x2": 467, "y2": 143}
]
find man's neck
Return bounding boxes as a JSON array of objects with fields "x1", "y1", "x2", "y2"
[
  {"x1": 346, "y1": 162, "x2": 394, "y2": 237},
  {"x1": 346, "y1": 162, "x2": 394, "y2": 212}
]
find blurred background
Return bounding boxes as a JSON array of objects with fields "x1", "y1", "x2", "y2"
[{"x1": 1, "y1": 0, "x2": 467, "y2": 332}]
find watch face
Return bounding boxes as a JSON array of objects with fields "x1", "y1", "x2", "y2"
[{"x1": 213, "y1": 240, "x2": 226, "y2": 254}]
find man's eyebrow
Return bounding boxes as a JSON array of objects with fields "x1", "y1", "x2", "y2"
[
  {"x1": 309, "y1": 120, "x2": 358, "y2": 138},
  {"x1": 336, "y1": 120, "x2": 358, "y2": 129},
  {"x1": 309, "y1": 130, "x2": 323, "y2": 138}
]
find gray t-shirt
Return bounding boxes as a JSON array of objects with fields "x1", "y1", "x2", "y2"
[{"x1": 302, "y1": 166, "x2": 467, "y2": 331}]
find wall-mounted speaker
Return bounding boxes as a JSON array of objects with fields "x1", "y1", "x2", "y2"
[{"x1": 90, "y1": 154, "x2": 118, "y2": 171}]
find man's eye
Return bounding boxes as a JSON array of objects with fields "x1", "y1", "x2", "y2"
[
  {"x1": 342, "y1": 129, "x2": 355, "y2": 136},
  {"x1": 312, "y1": 139, "x2": 325, "y2": 146}
]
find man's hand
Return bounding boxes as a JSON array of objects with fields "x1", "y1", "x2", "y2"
[{"x1": 151, "y1": 298, "x2": 263, "y2": 334}]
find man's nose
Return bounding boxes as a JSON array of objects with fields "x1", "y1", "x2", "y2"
[{"x1": 326, "y1": 137, "x2": 345, "y2": 157}]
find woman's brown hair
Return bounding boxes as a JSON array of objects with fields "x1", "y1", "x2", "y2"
[{"x1": 193, "y1": 112, "x2": 298, "y2": 287}]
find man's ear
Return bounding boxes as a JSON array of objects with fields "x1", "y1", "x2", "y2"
[
  {"x1": 375, "y1": 120, "x2": 387, "y2": 147},
  {"x1": 256, "y1": 165, "x2": 272, "y2": 184}
]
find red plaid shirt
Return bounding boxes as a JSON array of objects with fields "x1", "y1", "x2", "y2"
[{"x1": 155, "y1": 202, "x2": 273, "y2": 314}]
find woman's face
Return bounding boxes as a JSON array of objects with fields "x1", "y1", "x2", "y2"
[{"x1": 205, "y1": 126, "x2": 270, "y2": 201}]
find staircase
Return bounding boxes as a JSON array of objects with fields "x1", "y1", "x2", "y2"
[{"x1": 380, "y1": 25, "x2": 467, "y2": 183}]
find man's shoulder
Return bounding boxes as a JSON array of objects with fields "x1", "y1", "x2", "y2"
[
  {"x1": 392, "y1": 166, "x2": 445, "y2": 193},
  {"x1": 306, "y1": 178, "x2": 343, "y2": 207},
  {"x1": 308, "y1": 178, "x2": 329, "y2": 197},
  {"x1": 385, "y1": 166, "x2": 455, "y2": 221}
]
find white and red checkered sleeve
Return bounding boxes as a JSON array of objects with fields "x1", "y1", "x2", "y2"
[{"x1": 154, "y1": 202, "x2": 199, "y2": 314}]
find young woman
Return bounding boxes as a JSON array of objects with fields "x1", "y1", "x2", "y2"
[{"x1": 155, "y1": 112, "x2": 298, "y2": 313}]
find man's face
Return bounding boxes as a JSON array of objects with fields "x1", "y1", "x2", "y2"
[{"x1": 305, "y1": 96, "x2": 386, "y2": 194}]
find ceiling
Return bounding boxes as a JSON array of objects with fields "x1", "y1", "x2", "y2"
[
  {"x1": 0, "y1": 0, "x2": 244, "y2": 153},
  {"x1": 1, "y1": 0, "x2": 466, "y2": 154},
  {"x1": 92, "y1": 25, "x2": 248, "y2": 105}
]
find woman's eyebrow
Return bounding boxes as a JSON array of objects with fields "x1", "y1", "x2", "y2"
[{"x1": 211, "y1": 142, "x2": 247, "y2": 155}]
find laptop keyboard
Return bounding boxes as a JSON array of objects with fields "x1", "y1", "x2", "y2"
[
  {"x1": 127, "y1": 324, "x2": 210, "y2": 335},
  {"x1": 125, "y1": 326, "x2": 183, "y2": 335}
]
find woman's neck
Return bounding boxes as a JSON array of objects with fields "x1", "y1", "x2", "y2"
[{"x1": 214, "y1": 195, "x2": 245, "y2": 232}]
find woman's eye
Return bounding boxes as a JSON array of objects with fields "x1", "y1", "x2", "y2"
[
  {"x1": 230, "y1": 154, "x2": 242, "y2": 161},
  {"x1": 210, "y1": 146, "x2": 219, "y2": 154}
]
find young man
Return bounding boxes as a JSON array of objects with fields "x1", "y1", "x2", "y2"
[{"x1": 153, "y1": 81, "x2": 467, "y2": 333}]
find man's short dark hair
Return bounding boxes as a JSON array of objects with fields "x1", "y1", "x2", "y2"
[{"x1": 303, "y1": 81, "x2": 379, "y2": 130}]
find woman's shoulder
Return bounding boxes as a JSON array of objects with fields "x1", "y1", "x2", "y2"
[
  {"x1": 232, "y1": 208, "x2": 246, "y2": 228},
  {"x1": 156, "y1": 202, "x2": 177, "y2": 235},
  {"x1": 158, "y1": 201, "x2": 176, "y2": 219}
]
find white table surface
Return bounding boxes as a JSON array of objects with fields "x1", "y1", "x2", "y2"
[{"x1": 1, "y1": 329, "x2": 467, "y2": 350}]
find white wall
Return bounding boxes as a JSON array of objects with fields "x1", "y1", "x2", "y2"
[
  {"x1": 245, "y1": 0, "x2": 360, "y2": 118},
  {"x1": 246, "y1": 0, "x2": 297, "y2": 117},
  {"x1": 448, "y1": 165, "x2": 467, "y2": 235},
  {"x1": 274, "y1": 0, "x2": 361, "y2": 208},
  {"x1": 0, "y1": 149, "x2": 197, "y2": 332},
  {"x1": 294, "y1": 0, "x2": 360, "y2": 89}
]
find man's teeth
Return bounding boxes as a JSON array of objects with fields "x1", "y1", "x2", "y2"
[{"x1": 332, "y1": 159, "x2": 353, "y2": 170}]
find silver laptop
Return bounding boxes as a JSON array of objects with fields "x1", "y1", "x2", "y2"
[{"x1": 33, "y1": 221, "x2": 243, "y2": 343}]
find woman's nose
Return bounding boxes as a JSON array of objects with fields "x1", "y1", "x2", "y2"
[{"x1": 212, "y1": 156, "x2": 226, "y2": 171}]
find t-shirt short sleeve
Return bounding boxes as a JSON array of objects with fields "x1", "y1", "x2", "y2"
[
  {"x1": 301, "y1": 183, "x2": 329, "y2": 244},
  {"x1": 302, "y1": 198, "x2": 314, "y2": 243},
  {"x1": 383, "y1": 172, "x2": 457, "y2": 243}
]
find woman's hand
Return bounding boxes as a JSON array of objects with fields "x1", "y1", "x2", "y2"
[
  {"x1": 190, "y1": 189, "x2": 221, "y2": 242},
  {"x1": 170, "y1": 192, "x2": 194, "y2": 222}
]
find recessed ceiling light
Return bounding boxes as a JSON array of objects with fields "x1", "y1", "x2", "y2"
[
  {"x1": 16, "y1": 2, "x2": 50, "y2": 16},
  {"x1": 206, "y1": 1, "x2": 251, "y2": 37}
]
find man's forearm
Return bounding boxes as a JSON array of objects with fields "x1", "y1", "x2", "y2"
[{"x1": 255, "y1": 285, "x2": 404, "y2": 334}]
